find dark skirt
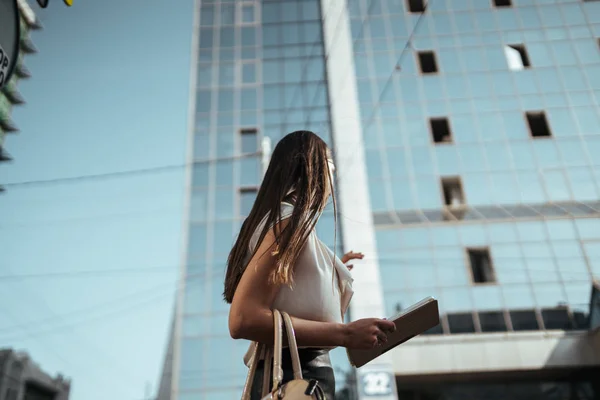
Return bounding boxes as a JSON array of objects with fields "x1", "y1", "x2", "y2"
[{"x1": 250, "y1": 348, "x2": 335, "y2": 399}]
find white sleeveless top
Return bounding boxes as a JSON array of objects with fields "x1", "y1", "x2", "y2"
[{"x1": 242, "y1": 202, "x2": 354, "y2": 366}]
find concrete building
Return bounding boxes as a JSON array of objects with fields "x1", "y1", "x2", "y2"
[
  {"x1": 0, "y1": 348, "x2": 70, "y2": 400},
  {"x1": 0, "y1": 0, "x2": 41, "y2": 192},
  {"x1": 158, "y1": 0, "x2": 600, "y2": 399}
]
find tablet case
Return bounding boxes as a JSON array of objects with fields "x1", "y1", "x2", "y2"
[{"x1": 347, "y1": 297, "x2": 440, "y2": 368}]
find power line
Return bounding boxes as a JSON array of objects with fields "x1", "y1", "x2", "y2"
[
  {"x1": 333, "y1": 0, "x2": 431, "y2": 183},
  {"x1": 0, "y1": 278, "x2": 182, "y2": 336},
  {"x1": 1, "y1": 152, "x2": 262, "y2": 189},
  {"x1": 0, "y1": 290, "x2": 132, "y2": 395},
  {"x1": 0, "y1": 205, "x2": 182, "y2": 230},
  {"x1": 282, "y1": 0, "x2": 353, "y2": 127},
  {"x1": 0, "y1": 265, "x2": 153, "y2": 386},
  {"x1": 306, "y1": 0, "x2": 380, "y2": 128},
  {"x1": 0, "y1": 271, "x2": 227, "y2": 340},
  {"x1": 0, "y1": 265, "x2": 177, "y2": 281},
  {"x1": 0, "y1": 252, "x2": 593, "y2": 285},
  {"x1": 2, "y1": 188, "x2": 598, "y2": 230},
  {"x1": 0, "y1": 283, "x2": 177, "y2": 342}
]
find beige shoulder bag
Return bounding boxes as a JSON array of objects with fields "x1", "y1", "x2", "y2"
[{"x1": 241, "y1": 310, "x2": 326, "y2": 400}]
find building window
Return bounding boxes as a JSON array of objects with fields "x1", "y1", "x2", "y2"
[
  {"x1": 509, "y1": 310, "x2": 539, "y2": 331},
  {"x1": 541, "y1": 308, "x2": 575, "y2": 330},
  {"x1": 417, "y1": 51, "x2": 438, "y2": 74},
  {"x1": 573, "y1": 310, "x2": 588, "y2": 329},
  {"x1": 526, "y1": 111, "x2": 552, "y2": 138},
  {"x1": 239, "y1": 3, "x2": 258, "y2": 24},
  {"x1": 240, "y1": 187, "x2": 258, "y2": 216},
  {"x1": 422, "y1": 322, "x2": 444, "y2": 335},
  {"x1": 504, "y1": 44, "x2": 530, "y2": 70},
  {"x1": 406, "y1": 0, "x2": 426, "y2": 13},
  {"x1": 447, "y1": 313, "x2": 476, "y2": 334},
  {"x1": 492, "y1": 0, "x2": 512, "y2": 7},
  {"x1": 430, "y1": 117, "x2": 452, "y2": 143},
  {"x1": 467, "y1": 248, "x2": 496, "y2": 284},
  {"x1": 479, "y1": 311, "x2": 507, "y2": 332},
  {"x1": 240, "y1": 128, "x2": 258, "y2": 153},
  {"x1": 441, "y1": 177, "x2": 465, "y2": 207},
  {"x1": 241, "y1": 62, "x2": 257, "y2": 84}
]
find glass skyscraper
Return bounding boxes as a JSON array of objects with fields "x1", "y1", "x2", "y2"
[{"x1": 159, "y1": 0, "x2": 600, "y2": 399}]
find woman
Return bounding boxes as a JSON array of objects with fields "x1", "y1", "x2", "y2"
[{"x1": 224, "y1": 131, "x2": 395, "y2": 399}]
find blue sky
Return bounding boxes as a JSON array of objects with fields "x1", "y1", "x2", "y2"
[{"x1": 0, "y1": 1, "x2": 193, "y2": 399}]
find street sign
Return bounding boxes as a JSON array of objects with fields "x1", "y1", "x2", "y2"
[
  {"x1": 361, "y1": 371, "x2": 393, "y2": 396},
  {"x1": 359, "y1": 369, "x2": 396, "y2": 398},
  {"x1": 0, "y1": 0, "x2": 21, "y2": 88}
]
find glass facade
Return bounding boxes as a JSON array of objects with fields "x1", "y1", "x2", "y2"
[
  {"x1": 348, "y1": 0, "x2": 600, "y2": 336},
  {"x1": 176, "y1": 0, "x2": 344, "y2": 398},
  {"x1": 170, "y1": 0, "x2": 600, "y2": 398}
]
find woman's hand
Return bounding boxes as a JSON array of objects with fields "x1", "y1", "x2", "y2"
[
  {"x1": 341, "y1": 250, "x2": 364, "y2": 271},
  {"x1": 343, "y1": 318, "x2": 396, "y2": 349}
]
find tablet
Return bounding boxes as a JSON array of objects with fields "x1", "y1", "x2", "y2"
[{"x1": 346, "y1": 297, "x2": 440, "y2": 368}]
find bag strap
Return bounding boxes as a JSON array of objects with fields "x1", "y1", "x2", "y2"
[
  {"x1": 241, "y1": 342, "x2": 261, "y2": 400},
  {"x1": 271, "y1": 309, "x2": 285, "y2": 390},
  {"x1": 262, "y1": 347, "x2": 272, "y2": 397},
  {"x1": 240, "y1": 310, "x2": 306, "y2": 399},
  {"x1": 280, "y1": 311, "x2": 303, "y2": 380},
  {"x1": 271, "y1": 310, "x2": 307, "y2": 389}
]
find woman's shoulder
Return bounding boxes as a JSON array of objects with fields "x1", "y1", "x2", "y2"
[{"x1": 248, "y1": 202, "x2": 295, "y2": 251}]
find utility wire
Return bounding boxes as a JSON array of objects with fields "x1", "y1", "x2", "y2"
[
  {"x1": 2, "y1": 2, "x2": 382, "y2": 191},
  {"x1": 0, "y1": 278, "x2": 182, "y2": 335},
  {"x1": 0, "y1": 254, "x2": 593, "y2": 339},
  {"x1": 0, "y1": 284, "x2": 177, "y2": 342},
  {"x1": 1, "y1": 1, "x2": 430, "y2": 209},
  {"x1": 0, "y1": 292, "x2": 130, "y2": 395},
  {"x1": 0, "y1": 265, "x2": 151, "y2": 386},
  {"x1": 281, "y1": 0, "x2": 356, "y2": 127},
  {"x1": 0, "y1": 205, "x2": 182, "y2": 230},
  {"x1": 0, "y1": 265, "x2": 177, "y2": 281},
  {"x1": 305, "y1": 0, "x2": 380, "y2": 127},
  {"x1": 1, "y1": 152, "x2": 262, "y2": 189},
  {"x1": 363, "y1": 4, "x2": 429, "y2": 127},
  {"x1": 2, "y1": 190, "x2": 598, "y2": 230},
  {"x1": 0, "y1": 271, "x2": 225, "y2": 339},
  {"x1": 0, "y1": 253, "x2": 594, "y2": 283},
  {"x1": 333, "y1": 0, "x2": 431, "y2": 183}
]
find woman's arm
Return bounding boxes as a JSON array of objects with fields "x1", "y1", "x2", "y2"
[{"x1": 228, "y1": 220, "x2": 395, "y2": 349}]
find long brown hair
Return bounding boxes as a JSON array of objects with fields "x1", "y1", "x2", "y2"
[{"x1": 223, "y1": 131, "x2": 336, "y2": 304}]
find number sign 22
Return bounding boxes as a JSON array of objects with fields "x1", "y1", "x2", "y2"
[{"x1": 361, "y1": 371, "x2": 393, "y2": 397}]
